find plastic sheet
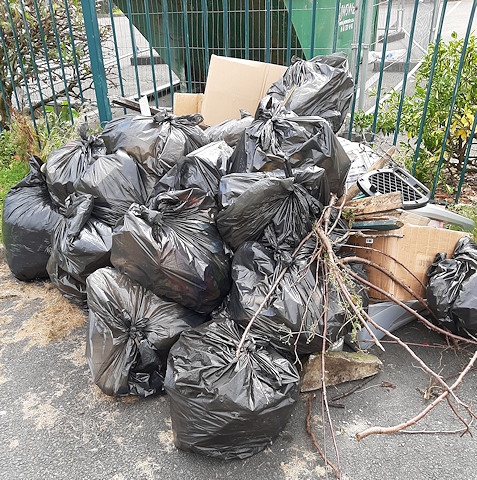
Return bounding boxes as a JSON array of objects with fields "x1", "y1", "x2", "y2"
[
  {"x1": 338, "y1": 137, "x2": 381, "y2": 191},
  {"x1": 227, "y1": 240, "x2": 364, "y2": 355},
  {"x1": 228, "y1": 96, "x2": 351, "y2": 196},
  {"x1": 216, "y1": 175, "x2": 323, "y2": 251},
  {"x1": 205, "y1": 110, "x2": 254, "y2": 146},
  {"x1": 2, "y1": 156, "x2": 62, "y2": 280},
  {"x1": 47, "y1": 193, "x2": 112, "y2": 306},
  {"x1": 267, "y1": 53, "x2": 354, "y2": 132},
  {"x1": 427, "y1": 236, "x2": 477, "y2": 336},
  {"x1": 74, "y1": 149, "x2": 147, "y2": 227},
  {"x1": 86, "y1": 267, "x2": 205, "y2": 397},
  {"x1": 44, "y1": 125, "x2": 106, "y2": 209},
  {"x1": 100, "y1": 111, "x2": 208, "y2": 194},
  {"x1": 154, "y1": 141, "x2": 232, "y2": 198},
  {"x1": 164, "y1": 317, "x2": 300, "y2": 459},
  {"x1": 111, "y1": 188, "x2": 231, "y2": 314}
]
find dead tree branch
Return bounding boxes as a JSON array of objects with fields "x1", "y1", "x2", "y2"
[{"x1": 356, "y1": 351, "x2": 477, "y2": 440}]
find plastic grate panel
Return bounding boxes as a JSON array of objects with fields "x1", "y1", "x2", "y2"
[
  {"x1": 357, "y1": 167, "x2": 430, "y2": 209},
  {"x1": 369, "y1": 171, "x2": 420, "y2": 202}
]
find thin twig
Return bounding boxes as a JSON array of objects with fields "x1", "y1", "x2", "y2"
[
  {"x1": 306, "y1": 393, "x2": 341, "y2": 478},
  {"x1": 320, "y1": 263, "x2": 342, "y2": 478},
  {"x1": 399, "y1": 418, "x2": 474, "y2": 435},
  {"x1": 330, "y1": 376, "x2": 375, "y2": 402},
  {"x1": 356, "y1": 350, "x2": 477, "y2": 440},
  {"x1": 446, "y1": 396, "x2": 474, "y2": 437}
]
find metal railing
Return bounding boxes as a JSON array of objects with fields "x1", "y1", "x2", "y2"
[{"x1": 0, "y1": 0, "x2": 476, "y2": 202}]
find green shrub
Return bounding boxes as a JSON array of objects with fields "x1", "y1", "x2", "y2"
[{"x1": 354, "y1": 33, "x2": 477, "y2": 189}]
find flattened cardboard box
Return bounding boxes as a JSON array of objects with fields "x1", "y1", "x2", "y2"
[
  {"x1": 173, "y1": 54, "x2": 287, "y2": 126},
  {"x1": 350, "y1": 224, "x2": 469, "y2": 301}
]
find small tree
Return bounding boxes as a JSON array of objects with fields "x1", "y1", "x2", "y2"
[
  {"x1": 0, "y1": 0, "x2": 111, "y2": 127},
  {"x1": 355, "y1": 33, "x2": 477, "y2": 188}
]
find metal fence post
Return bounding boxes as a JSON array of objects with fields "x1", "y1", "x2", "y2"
[{"x1": 80, "y1": 0, "x2": 112, "y2": 125}]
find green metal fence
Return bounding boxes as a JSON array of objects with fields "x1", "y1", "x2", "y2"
[{"x1": 0, "y1": 0, "x2": 476, "y2": 202}]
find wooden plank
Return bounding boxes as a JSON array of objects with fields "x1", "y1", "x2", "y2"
[
  {"x1": 110, "y1": 96, "x2": 164, "y2": 115},
  {"x1": 345, "y1": 191, "x2": 403, "y2": 216},
  {"x1": 357, "y1": 210, "x2": 432, "y2": 226}
]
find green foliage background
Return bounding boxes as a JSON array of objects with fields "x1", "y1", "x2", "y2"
[{"x1": 354, "y1": 33, "x2": 477, "y2": 189}]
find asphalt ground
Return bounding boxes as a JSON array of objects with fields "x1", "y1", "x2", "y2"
[
  {"x1": 2, "y1": 5, "x2": 477, "y2": 478},
  {"x1": 0, "y1": 244, "x2": 476, "y2": 480}
]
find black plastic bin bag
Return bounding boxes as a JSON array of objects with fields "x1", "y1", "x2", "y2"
[
  {"x1": 154, "y1": 141, "x2": 232, "y2": 198},
  {"x1": 228, "y1": 96, "x2": 351, "y2": 196},
  {"x1": 267, "y1": 53, "x2": 354, "y2": 132},
  {"x1": 205, "y1": 110, "x2": 254, "y2": 146},
  {"x1": 164, "y1": 317, "x2": 300, "y2": 459},
  {"x1": 74, "y1": 149, "x2": 147, "y2": 227},
  {"x1": 111, "y1": 188, "x2": 231, "y2": 314},
  {"x1": 228, "y1": 241, "x2": 365, "y2": 355},
  {"x1": 100, "y1": 111, "x2": 208, "y2": 193},
  {"x1": 47, "y1": 193, "x2": 112, "y2": 306},
  {"x1": 218, "y1": 166, "x2": 330, "y2": 210},
  {"x1": 427, "y1": 236, "x2": 477, "y2": 336},
  {"x1": 216, "y1": 176, "x2": 323, "y2": 251},
  {"x1": 86, "y1": 267, "x2": 205, "y2": 397},
  {"x1": 44, "y1": 126, "x2": 106, "y2": 209},
  {"x1": 2, "y1": 156, "x2": 62, "y2": 280}
]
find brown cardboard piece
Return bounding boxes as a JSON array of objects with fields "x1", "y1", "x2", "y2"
[
  {"x1": 173, "y1": 54, "x2": 287, "y2": 126},
  {"x1": 173, "y1": 93, "x2": 204, "y2": 118},
  {"x1": 349, "y1": 224, "x2": 469, "y2": 301}
]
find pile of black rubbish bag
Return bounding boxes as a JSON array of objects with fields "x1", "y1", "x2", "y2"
[{"x1": 3, "y1": 53, "x2": 476, "y2": 460}]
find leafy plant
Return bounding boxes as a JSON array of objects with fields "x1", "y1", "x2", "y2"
[
  {"x1": 449, "y1": 203, "x2": 477, "y2": 240},
  {"x1": 0, "y1": 128, "x2": 30, "y2": 243},
  {"x1": 0, "y1": 107, "x2": 82, "y2": 243},
  {"x1": 354, "y1": 33, "x2": 477, "y2": 187}
]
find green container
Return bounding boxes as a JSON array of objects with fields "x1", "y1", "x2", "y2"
[
  {"x1": 114, "y1": 0, "x2": 377, "y2": 92},
  {"x1": 290, "y1": 0, "x2": 358, "y2": 58}
]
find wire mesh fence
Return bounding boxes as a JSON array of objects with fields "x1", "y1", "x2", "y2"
[{"x1": 1, "y1": 0, "x2": 477, "y2": 201}]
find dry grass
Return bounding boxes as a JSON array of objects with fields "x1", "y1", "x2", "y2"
[
  {"x1": 0, "y1": 363, "x2": 8, "y2": 385},
  {"x1": 0, "y1": 253, "x2": 87, "y2": 349},
  {"x1": 22, "y1": 392, "x2": 61, "y2": 430}
]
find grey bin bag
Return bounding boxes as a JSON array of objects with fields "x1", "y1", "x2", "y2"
[
  {"x1": 216, "y1": 175, "x2": 323, "y2": 252},
  {"x1": 267, "y1": 53, "x2": 355, "y2": 132},
  {"x1": 227, "y1": 96, "x2": 351, "y2": 197},
  {"x1": 44, "y1": 127, "x2": 106, "y2": 209},
  {"x1": 111, "y1": 188, "x2": 232, "y2": 314},
  {"x1": 165, "y1": 316, "x2": 300, "y2": 460},
  {"x1": 86, "y1": 267, "x2": 205, "y2": 397},
  {"x1": 74, "y1": 149, "x2": 147, "y2": 227},
  {"x1": 427, "y1": 236, "x2": 477, "y2": 337},
  {"x1": 100, "y1": 111, "x2": 209, "y2": 195},
  {"x1": 47, "y1": 192, "x2": 112, "y2": 307},
  {"x1": 154, "y1": 141, "x2": 233, "y2": 199}
]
